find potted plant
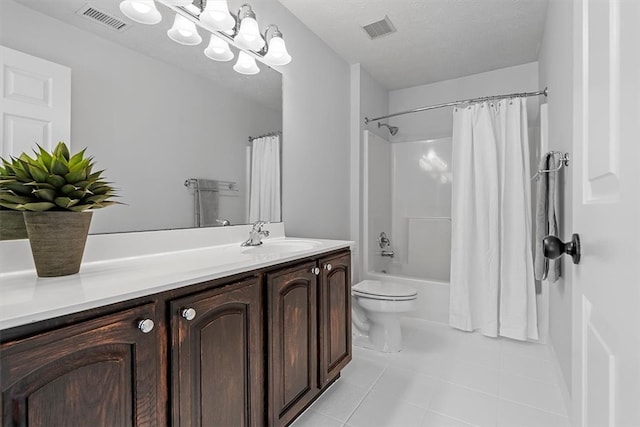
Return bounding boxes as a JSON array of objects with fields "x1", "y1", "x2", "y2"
[{"x1": 0, "y1": 142, "x2": 119, "y2": 277}]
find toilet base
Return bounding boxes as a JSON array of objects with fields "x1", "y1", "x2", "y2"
[{"x1": 353, "y1": 312, "x2": 404, "y2": 353}]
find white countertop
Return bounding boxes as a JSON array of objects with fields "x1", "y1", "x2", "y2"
[{"x1": 0, "y1": 230, "x2": 352, "y2": 331}]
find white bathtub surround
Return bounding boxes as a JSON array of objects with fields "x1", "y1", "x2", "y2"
[
  {"x1": 0, "y1": 223, "x2": 352, "y2": 330},
  {"x1": 450, "y1": 98, "x2": 538, "y2": 341}
]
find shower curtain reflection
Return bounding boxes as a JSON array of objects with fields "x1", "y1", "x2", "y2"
[{"x1": 248, "y1": 135, "x2": 281, "y2": 223}]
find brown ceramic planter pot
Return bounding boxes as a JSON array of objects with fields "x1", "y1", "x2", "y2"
[
  {"x1": 0, "y1": 210, "x2": 28, "y2": 240},
  {"x1": 23, "y1": 211, "x2": 93, "y2": 277}
]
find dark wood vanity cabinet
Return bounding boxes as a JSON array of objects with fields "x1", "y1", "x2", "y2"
[
  {"x1": 318, "y1": 252, "x2": 352, "y2": 388},
  {"x1": 170, "y1": 277, "x2": 264, "y2": 427},
  {"x1": 267, "y1": 253, "x2": 352, "y2": 426},
  {"x1": 267, "y1": 261, "x2": 318, "y2": 427},
  {"x1": 0, "y1": 303, "x2": 161, "y2": 427},
  {"x1": 0, "y1": 249, "x2": 351, "y2": 427}
]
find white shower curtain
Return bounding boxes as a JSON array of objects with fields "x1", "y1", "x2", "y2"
[
  {"x1": 248, "y1": 135, "x2": 281, "y2": 223},
  {"x1": 449, "y1": 98, "x2": 538, "y2": 341}
]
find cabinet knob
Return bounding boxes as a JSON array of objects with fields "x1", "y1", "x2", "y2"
[
  {"x1": 138, "y1": 318, "x2": 155, "y2": 334},
  {"x1": 311, "y1": 267, "x2": 320, "y2": 275},
  {"x1": 181, "y1": 308, "x2": 197, "y2": 321},
  {"x1": 324, "y1": 263, "x2": 332, "y2": 271}
]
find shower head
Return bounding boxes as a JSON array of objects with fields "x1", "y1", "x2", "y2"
[{"x1": 378, "y1": 122, "x2": 399, "y2": 136}]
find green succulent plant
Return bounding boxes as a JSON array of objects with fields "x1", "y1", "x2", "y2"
[{"x1": 0, "y1": 142, "x2": 119, "y2": 212}]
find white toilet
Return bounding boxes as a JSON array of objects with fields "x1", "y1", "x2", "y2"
[{"x1": 351, "y1": 280, "x2": 417, "y2": 352}]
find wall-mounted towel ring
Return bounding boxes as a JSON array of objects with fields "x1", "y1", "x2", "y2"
[{"x1": 543, "y1": 234, "x2": 581, "y2": 264}]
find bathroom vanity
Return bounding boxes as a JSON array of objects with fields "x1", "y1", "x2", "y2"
[{"x1": 0, "y1": 225, "x2": 352, "y2": 427}]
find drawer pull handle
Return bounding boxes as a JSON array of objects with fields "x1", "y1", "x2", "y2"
[
  {"x1": 311, "y1": 267, "x2": 320, "y2": 275},
  {"x1": 138, "y1": 319, "x2": 155, "y2": 334},
  {"x1": 181, "y1": 308, "x2": 197, "y2": 321},
  {"x1": 324, "y1": 263, "x2": 332, "y2": 271}
]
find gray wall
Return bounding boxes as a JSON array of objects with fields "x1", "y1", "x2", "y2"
[
  {"x1": 388, "y1": 62, "x2": 540, "y2": 142},
  {"x1": 1, "y1": 0, "x2": 281, "y2": 234},
  {"x1": 256, "y1": 3, "x2": 352, "y2": 240},
  {"x1": 538, "y1": 0, "x2": 574, "y2": 396}
]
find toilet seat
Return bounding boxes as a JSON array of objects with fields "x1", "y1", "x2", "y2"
[{"x1": 353, "y1": 280, "x2": 417, "y2": 301}]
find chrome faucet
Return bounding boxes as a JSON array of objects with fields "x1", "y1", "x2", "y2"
[{"x1": 241, "y1": 221, "x2": 270, "y2": 246}]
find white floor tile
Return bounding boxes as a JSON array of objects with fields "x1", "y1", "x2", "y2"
[
  {"x1": 346, "y1": 388, "x2": 427, "y2": 427},
  {"x1": 497, "y1": 399, "x2": 571, "y2": 427},
  {"x1": 498, "y1": 371, "x2": 567, "y2": 416},
  {"x1": 309, "y1": 380, "x2": 369, "y2": 422},
  {"x1": 369, "y1": 366, "x2": 439, "y2": 409},
  {"x1": 499, "y1": 352, "x2": 558, "y2": 384},
  {"x1": 438, "y1": 359, "x2": 500, "y2": 396},
  {"x1": 427, "y1": 381, "x2": 498, "y2": 427},
  {"x1": 420, "y1": 410, "x2": 476, "y2": 427},
  {"x1": 499, "y1": 338, "x2": 553, "y2": 361},
  {"x1": 299, "y1": 319, "x2": 572, "y2": 427},
  {"x1": 340, "y1": 356, "x2": 387, "y2": 390},
  {"x1": 290, "y1": 409, "x2": 345, "y2": 427}
]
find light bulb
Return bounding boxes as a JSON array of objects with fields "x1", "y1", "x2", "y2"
[
  {"x1": 119, "y1": 0, "x2": 161, "y2": 25},
  {"x1": 200, "y1": 0, "x2": 235, "y2": 32},
  {"x1": 233, "y1": 51, "x2": 260, "y2": 75},
  {"x1": 167, "y1": 14, "x2": 202, "y2": 46},
  {"x1": 263, "y1": 36, "x2": 292, "y2": 66},
  {"x1": 204, "y1": 35, "x2": 234, "y2": 62},
  {"x1": 234, "y1": 16, "x2": 265, "y2": 51}
]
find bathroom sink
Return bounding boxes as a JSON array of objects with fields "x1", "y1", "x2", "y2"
[{"x1": 241, "y1": 239, "x2": 322, "y2": 255}]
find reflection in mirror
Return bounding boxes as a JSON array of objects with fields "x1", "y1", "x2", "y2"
[{"x1": 2, "y1": 0, "x2": 283, "y2": 234}]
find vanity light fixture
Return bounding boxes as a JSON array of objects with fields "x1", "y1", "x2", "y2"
[
  {"x1": 167, "y1": 13, "x2": 202, "y2": 45},
  {"x1": 262, "y1": 25, "x2": 291, "y2": 66},
  {"x1": 199, "y1": 0, "x2": 235, "y2": 32},
  {"x1": 204, "y1": 34, "x2": 234, "y2": 61},
  {"x1": 233, "y1": 4, "x2": 265, "y2": 51},
  {"x1": 233, "y1": 51, "x2": 260, "y2": 75},
  {"x1": 163, "y1": 0, "x2": 193, "y2": 6},
  {"x1": 119, "y1": 0, "x2": 161, "y2": 25},
  {"x1": 118, "y1": 0, "x2": 292, "y2": 76}
]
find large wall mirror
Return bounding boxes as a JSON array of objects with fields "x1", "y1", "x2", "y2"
[{"x1": 2, "y1": 0, "x2": 282, "y2": 234}]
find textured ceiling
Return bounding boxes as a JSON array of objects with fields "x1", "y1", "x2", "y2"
[
  {"x1": 278, "y1": 0, "x2": 548, "y2": 90},
  {"x1": 12, "y1": 0, "x2": 282, "y2": 110}
]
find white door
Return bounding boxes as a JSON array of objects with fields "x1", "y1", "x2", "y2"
[
  {"x1": 0, "y1": 46, "x2": 71, "y2": 157},
  {"x1": 572, "y1": 0, "x2": 640, "y2": 425}
]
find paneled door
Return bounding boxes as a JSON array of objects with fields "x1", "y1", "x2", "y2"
[
  {"x1": 572, "y1": 0, "x2": 640, "y2": 425},
  {"x1": 0, "y1": 46, "x2": 70, "y2": 157}
]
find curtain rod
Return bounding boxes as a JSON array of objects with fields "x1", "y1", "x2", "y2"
[
  {"x1": 248, "y1": 131, "x2": 282, "y2": 142},
  {"x1": 364, "y1": 87, "x2": 548, "y2": 124}
]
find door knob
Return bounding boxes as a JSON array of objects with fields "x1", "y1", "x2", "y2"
[{"x1": 543, "y1": 234, "x2": 581, "y2": 264}]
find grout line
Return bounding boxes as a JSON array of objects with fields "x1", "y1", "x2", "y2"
[
  {"x1": 498, "y1": 396, "x2": 570, "y2": 418},
  {"x1": 343, "y1": 365, "x2": 388, "y2": 425},
  {"x1": 424, "y1": 408, "x2": 480, "y2": 427}
]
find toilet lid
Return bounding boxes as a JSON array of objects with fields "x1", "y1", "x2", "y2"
[{"x1": 352, "y1": 280, "x2": 417, "y2": 299}]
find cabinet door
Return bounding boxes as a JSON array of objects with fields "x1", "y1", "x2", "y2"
[
  {"x1": 267, "y1": 262, "x2": 318, "y2": 427},
  {"x1": 0, "y1": 303, "x2": 160, "y2": 427},
  {"x1": 318, "y1": 252, "x2": 352, "y2": 387},
  {"x1": 171, "y1": 278, "x2": 263, "y2": 427}
]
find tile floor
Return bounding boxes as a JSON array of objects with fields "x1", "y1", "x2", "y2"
[{"x1": 292, "y1": 318, "x2": 570, "y2": 427}]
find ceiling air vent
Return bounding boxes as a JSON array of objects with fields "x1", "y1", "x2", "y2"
[
  {"x1": 361, "y1": 15, "x2": 397, "y2": 40},
  {"x1": 76, "y1": 4, "x2": 130, "y2": 32}
]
